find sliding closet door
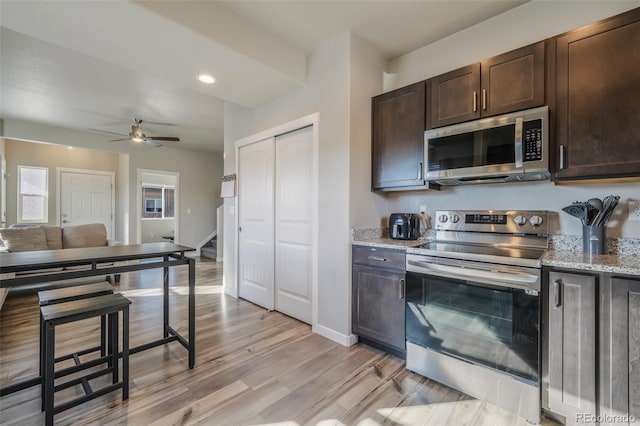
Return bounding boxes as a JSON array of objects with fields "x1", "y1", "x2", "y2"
[
  {"x1": 275, "y1": 126, "x2": 313, "y2": 323},
  {"x1": 238, "y1": 137, "x2": 275, "y2": 310}
]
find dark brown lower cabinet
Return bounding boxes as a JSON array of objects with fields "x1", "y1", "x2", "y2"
[
  {"x1": 546, "y1": 270, "x2": 598, "y2": 424},
  {"x1": 600, "y1": 276, "x2": 640, "y2": 425},
  {"x1": 352, "y1": 247, "x2": 405, "y2": 355},
  {"x1": 544, "y1": 268, "x2": 640, "y2": 425}
]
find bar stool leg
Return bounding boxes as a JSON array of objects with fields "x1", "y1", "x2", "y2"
[
  {"x1": 44, "y1": 322, "x2": 55, "y2": 426},
  {"x1": 122, "y1": 306, "x2": 129, "y2": 400},
  {"x1": 40, "y1": 312, "x2": 45, "y2": 411},
  {"x1": 100, "y1": 315, "x2": 107, "y2": 357},
  {"x1": 109, "y1": 312, "x2": 119, "y2": 385}
]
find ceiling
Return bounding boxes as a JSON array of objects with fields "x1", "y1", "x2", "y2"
[{"x1": 0, "y1": 0, "x2": 527, "y2": 154}]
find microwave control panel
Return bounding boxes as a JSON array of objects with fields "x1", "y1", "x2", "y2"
[{"x1": 523, "y1": 120, "x2": 543, "y2": 162}]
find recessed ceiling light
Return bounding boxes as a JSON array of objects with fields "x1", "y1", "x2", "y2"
[{"x1": 197, "y1": 73, "x2": 215, "y2": 84}]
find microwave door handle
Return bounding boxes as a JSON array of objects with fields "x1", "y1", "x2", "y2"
[
  {"x1": 424, "y1": 133, "x2": 430, "y2": 179},
  {"x1": 514, "y1": 117, "x2": 524, "y2": 169}
]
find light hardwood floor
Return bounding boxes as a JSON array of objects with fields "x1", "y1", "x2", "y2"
[{"x1": 0, "y1": 259, "x2": 557, "y2": 425}]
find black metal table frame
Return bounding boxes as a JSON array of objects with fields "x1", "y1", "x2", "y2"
[{"x1": 0, "y1": 243, "x2": 196, "y2": 397}]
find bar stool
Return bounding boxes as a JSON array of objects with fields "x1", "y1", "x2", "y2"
[
  {"x1": 38, "y1": 282, "x2": 115, "y2": 408},
  {"x1": 40, "y1": 293, "x2": 131, "y2": 426}
]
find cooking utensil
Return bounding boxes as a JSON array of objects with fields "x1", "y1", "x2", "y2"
[
  {"x1": 596, "y1": 195, "x2": 620, "y2": 226},
  {"x1": 562, "y1": 204, "x2": 588, "y2": 225},
  {"x1": 587, "y1": 198, "x2": 603, "y2": 212},
  {"x1": 586, "y1": 204, "x2": 599, "y2": 225}
]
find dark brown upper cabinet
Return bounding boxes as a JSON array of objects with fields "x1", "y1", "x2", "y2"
[
  {"x1": 372, "y1": 81, "x2": 437, "y2": 191},
  {"x1": 553, "y1": 8, "x2": 640, "y2": 182},
  {"x1": 428, "y1": 64, "x2": 481, "y2": 128},
  {"x1": 429, "y1": 42, "x2": 545, "y2": 128}
]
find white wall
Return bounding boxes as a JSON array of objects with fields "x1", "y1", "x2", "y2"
[
  {"x1": 2, "y1": 119, "x2": 224, "y2": 248},
  {"x1": 224, "y1": 33, "x2": 353, "y2": 341},
  {"x1": 353, "y1": 1, "x2": 640, "y2": 240},
  {"x1": 4, "y1": 139, "x2": 119, "y2": 227},
  {"x1": 348, "y1": 35, "x2": 387, "y2": 227}
]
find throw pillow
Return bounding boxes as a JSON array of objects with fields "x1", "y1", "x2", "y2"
[{"x1": 0, "y1": 227, "x2": 49, "y2": 252}]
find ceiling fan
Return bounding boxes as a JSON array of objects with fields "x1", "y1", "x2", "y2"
[{"x1": 90, "y1": 118, "x2": 180, "y2": 147}]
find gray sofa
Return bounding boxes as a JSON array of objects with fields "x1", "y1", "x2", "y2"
[{"x1": 0, "y1": 223, "x2": 121, "y2": 308}]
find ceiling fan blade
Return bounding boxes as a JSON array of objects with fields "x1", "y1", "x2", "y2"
[
  {"x1": 89, "y1": 128, "x2": 128, "y2": 137},
  {"x1": 109, "y1": 138, "x2": 131, "y2": 142},
  {"x1": 147, "y1": 136, "x2": 180, "y2": 142},
  {"x1": 143, "y1": 139, "x2": 163, "y2": 148},
  {"x1": 142, "y1": 120, "x2": 176, "y2": 127}
]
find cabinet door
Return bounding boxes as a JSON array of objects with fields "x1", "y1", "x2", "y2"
[
  {"x1": 352, "y1": 264, "x2": 405, "y2": 351},
  {"x1": 547, "y1": 271, "x2": 597, "y2": 422},
  {"x1": 600, "y1": 276, "x2": 640, "y2": 425},
  {"x1": 371, "y1": 81, "x2": 426, "y2": 190},
  {"x1": 481, "y1": 42, "x2": 545, "y2": 117},
  {"x1": 429, "y1": 63, "x2": 481, "y2": 128},
  {"x1": 554, "y1": 9, "x2": 640, "y2": 181}
]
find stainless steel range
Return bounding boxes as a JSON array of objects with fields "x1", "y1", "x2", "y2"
[{"x1": 405, "y1": 210, "x2": 548, "y2": 424}]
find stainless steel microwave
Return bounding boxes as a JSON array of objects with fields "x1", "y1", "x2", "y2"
[{"x1": 424, "y1": 106, "x2": 549, "y2": 185}]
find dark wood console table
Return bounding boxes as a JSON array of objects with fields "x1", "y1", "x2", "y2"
[{"x1": 0, "y1": 242, "x2": 196, "y2": 397}]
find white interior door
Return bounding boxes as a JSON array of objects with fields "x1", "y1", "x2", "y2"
[
  {"x1": 60, "y1": 171, "x2": 114, "y2": 237},
  {"x1": 275, "y1": 126, "x2": 313, "y2": 323},
  {"x1": 238, "y1": 138, "x2": 275, "y2": 310}
]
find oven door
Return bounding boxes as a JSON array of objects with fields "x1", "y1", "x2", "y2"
[{"x1": 405, "y1": 256, "x2": 540, "y2": 384}]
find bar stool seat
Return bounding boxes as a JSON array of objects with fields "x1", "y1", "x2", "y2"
[{"x1": 41, "y1": 293, "x2": 131, "y2": 426}]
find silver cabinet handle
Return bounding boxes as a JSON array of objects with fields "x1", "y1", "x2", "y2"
[
  {"x1": 368, "y1": 256, "x2": 388, "y2": 262},
  {"x1": 559, "y1": 145, "x2": 565, "y2": 170},
  {"x1": 399, "y1": 278, "x2": 405, "y2": 299},
  {"x1": 482, "y1": 89, "x2": 487, "y2": 110},
  {"x1": 473, "y1": 91, "x2": 477, "y2": 112},
  {"x1": 553, "y1": 279, "x2": 562, "y2": 308},
  {"x1": 417, "y1": 162, "x2": 423, "y2": 180}
]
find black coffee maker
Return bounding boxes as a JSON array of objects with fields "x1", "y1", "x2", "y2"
[{"x1": 389, "y1": 213, "x2": 420, "y2": 240}]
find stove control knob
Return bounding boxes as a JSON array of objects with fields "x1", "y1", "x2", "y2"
[
  {"x1": 439, "y1": 214, "x2": 448, "y2": 223},
  {"x1": 450, "y1": 214, "x2": 460, "y2": 223},
  {"x1": 529, "y1": 215, "x2": 543, "y2": 227},
  {"x1": 514, "y1": 215, "x2": 527, "y2": 226}
]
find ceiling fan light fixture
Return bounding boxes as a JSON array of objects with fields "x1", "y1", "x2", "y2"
[
  {"x1": 131, "y1": 136, "x2": 144, "y2": 142},
  {"x1": 197, "y1": 73, "x2": 215, "y2": 84}
]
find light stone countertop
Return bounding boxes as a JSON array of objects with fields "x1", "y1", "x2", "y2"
[
  {"x1": 541, "y1": 250, "x2": 640, "y2": 276},
  {"x1": 352, "y1": 233, "x2": 639, "y2": 276}
]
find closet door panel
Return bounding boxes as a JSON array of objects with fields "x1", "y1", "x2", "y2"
[{"x1": 275, "y1": 126, "x2": 313, "y2": 323}]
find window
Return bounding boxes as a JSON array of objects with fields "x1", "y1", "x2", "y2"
[
  {"x1": 141, "y1": 186, "x2": 175, "y2": 219},
  {"x1": 18, "y1": 166, "x2": 48, "y2": 223}
]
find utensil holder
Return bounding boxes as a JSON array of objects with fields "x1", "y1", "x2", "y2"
[{"x1": 583, "y1": 225, "x2": 606, "y2": 255}]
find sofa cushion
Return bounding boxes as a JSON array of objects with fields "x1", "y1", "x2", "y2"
[
  {"x1": 62, "y1": 223, "x2": 107, "y2": 249},
  {"x1": 43, "y1": 226, "x2": 63, "y2": 249},
  {"x1": 0, "y1": 227, "x2": 49, "y2": 252}
]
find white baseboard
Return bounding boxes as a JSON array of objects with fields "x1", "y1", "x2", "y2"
[
  {"x1": 312, "y1": 324, "x2": 358, "y2": 347},
  {"x1": 216, "y1": 257, "x2": 223, "y2": 263}
]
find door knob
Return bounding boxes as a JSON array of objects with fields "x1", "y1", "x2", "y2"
[{"x1": 62, "y1": 220, "x2": 70, "y2": 224}]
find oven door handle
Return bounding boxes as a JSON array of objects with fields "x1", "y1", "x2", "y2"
[{"x1": 407, "y1": 259, "x2": 539, "y2": 293}]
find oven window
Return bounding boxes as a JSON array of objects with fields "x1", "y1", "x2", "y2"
[
  {"x1": 427, "y1": 124, "x2": 516, "y2": 172},
  {"x1": 406, "y1": 271, "x2": 539, "y2": 383}
]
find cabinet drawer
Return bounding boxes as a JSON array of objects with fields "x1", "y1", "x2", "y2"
[{"x1": 352, "y1": 246, "x2": 406, "y2": 271}]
